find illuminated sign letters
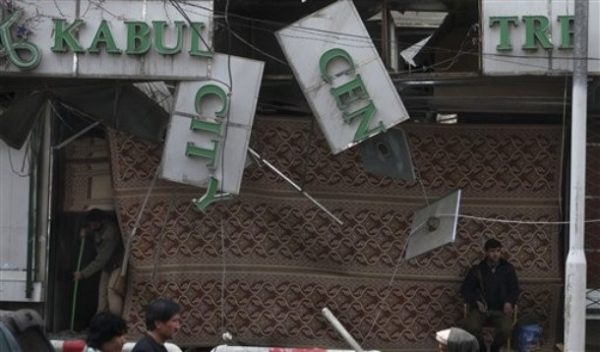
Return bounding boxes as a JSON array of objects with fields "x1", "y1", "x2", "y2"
[
  {"x1": 0, "y1": 1, "x2": 214, "y2": 79},
  {"x1": 276, "y1": 0, "x2": 409, "y2": 154},
  {"x1": 0, "y1": 10, "x2": 41, "y2": 70},
  {"x1": 319, "y1": 48, "x2": 384, "y2": 143},
  {"x1": 482, "y1": 0, "x2": 600, "y2": 74},
  {"x1": 161, "y1": 54, "x2": 264, "y2": 210}
]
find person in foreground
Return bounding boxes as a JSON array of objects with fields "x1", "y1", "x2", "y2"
[
  {"x1": 460, "y1": 238, "x2": 519, "y2": 352},
  {"x1": 436, "y1": 327, "x2": 479, "y2": 352},
  {"x1": 85, "y1": 312, "x2": 127, "y2": 352},
  {"x1": 74, "y1": 208, "x2": 125, "y2": 315},
  {"x1": 132, "y1": 298, "x2": 181, "y2": 352}
]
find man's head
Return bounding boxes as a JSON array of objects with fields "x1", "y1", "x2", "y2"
[
  {"x1": 85, "y1": 208, "x2": 105, "y2": 231},
  {"x1": 435, "y1": 328, "x2": 450, "y2": 351},
  {"x1": 436, "y1": 328, "x2": 479, "y2": 352},
  {"x1": 145, "y1": 298, "x2": 181, "y2": 341},
  {"x1": 484, "y1": 238, "x2": 502, "y2": 264},
  {"x1": 87, "y1": 312, "x2": 127, "y2": 352}
]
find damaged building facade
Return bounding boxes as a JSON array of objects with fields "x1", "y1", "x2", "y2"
[{"x1": 1, "y1": 0, "x2": 599, "y2": 351}]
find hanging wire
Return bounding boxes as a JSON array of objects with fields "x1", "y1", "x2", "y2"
[
  {"x1": 361, "y1": 219, "x2": 427, "y2": 345},
  {"x1": 49, "y1": 102, "x2": 77, "y2": 133},
  {"x1": 217, "y1": 0, "x2": 235, "y2": 336},
  {"x1": 449, "y1": 213, "x2": 600, "y2": 225},
  {"x1": 151, "y1": 192, "x2": 178, "y2": 282},
  {"x1": 300, "y1": 117, "x2": 315, "y2": 189},
  {"x1": 120, "y1": 161, "x2": 162, "y2": 277},
  {"x1": 7, "y1": 137, "x2": 32, "y2": 177},
  {"x1": 168, "y1": 0, "x2": 214, "y2": 55}
]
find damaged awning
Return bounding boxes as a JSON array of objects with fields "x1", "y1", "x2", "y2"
[{"x1": 0, "y1": 80, "x2": 169, "y2": 149}]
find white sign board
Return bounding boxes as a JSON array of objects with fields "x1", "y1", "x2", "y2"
[
  {"x1": 1, "y1": 0, "x2": 213, "y2": 79},
  {"x1": 161, "y1": 54, "x2": 264, "y2": 200},
  {"x1": 405, "y1": 189, "x2": 462, "y2": 260},
  {"x1": 275, "y1": 0, "x2": 409, "y2": 154},
  {"x1": 482, "y1": 0, "x2": 600, "y2": 74}
]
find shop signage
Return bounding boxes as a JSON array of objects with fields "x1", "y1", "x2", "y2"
[
  {"x1": 482, "y1": 0, "x2": 600, "y2": 74},
  {"x1": 160, "y1": 54, "x2": 264, "y2": 210},
  {"x1": 0, "y1": 0, "x2": 213, "y2": 79},
  {"x1": 275, "y1": 0, "x2": 409, "y2": 154},
  {"x1": 1, "y1": 1, "x2": 267, "y2": 211}
]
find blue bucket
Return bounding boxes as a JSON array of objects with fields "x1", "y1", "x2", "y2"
[{"x1": 517, "y1": 324, "x2": 542, "y2": 352}]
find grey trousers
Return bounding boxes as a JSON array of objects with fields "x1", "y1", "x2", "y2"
[
  {"x1": 463, "y1": 307, "x2": 513, "y2": 352},
  {"x1": 97, "y1": 267, "x2": 124, "y2": 315}
]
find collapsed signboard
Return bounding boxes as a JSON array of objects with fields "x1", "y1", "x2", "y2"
[
  {"x1": 160, "y1": 54, "x2": 265, "y2": 209},
  {"x1": 1, "y1": 0, "x2": 267, "y2": 211},
  {"x1": 0, "y1": 0, "x2": 213, "y2": 79},
  {"x1": 276, "y1": 0, "x2": 409, "y2": 154},
  {"x1": 481, "y1": 0, "x2": 600, "y2": 74}
]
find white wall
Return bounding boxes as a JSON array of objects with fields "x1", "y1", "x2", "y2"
[{"x1": 0, "y1": 139, "x2": 31, "y2": 274}]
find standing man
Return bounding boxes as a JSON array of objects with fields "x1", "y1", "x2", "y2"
[
  {"x1": 74, "y1": 208, "x2": 125, "y2": 316},
  {"x1": 460, "y1": 238, "x2": 519, "y2": 352},
  {"x1": 132, "y1": 298, "x2": 182, "y2": 352}
]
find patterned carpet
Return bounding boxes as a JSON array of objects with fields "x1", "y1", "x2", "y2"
[{"x1": 107, "y1": 117, "x2": 562, "y2": 351}]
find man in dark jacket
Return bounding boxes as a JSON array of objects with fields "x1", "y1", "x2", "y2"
[
  {"x1": 132, "y1": 299, "x2": 181, "y2": 352},
  {"x1": 74, "y1": 209, "x2": 125, "y2": 315},
  {"x1": 460, "y1": 238, "x2": 519, "y2": 352}
]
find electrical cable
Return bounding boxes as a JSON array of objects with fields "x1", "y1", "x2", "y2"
[
  {"x1": 218, "y1": 0, "x2": 234, "y2": 336},
  {"x1": 361, "y1": 219, "x2": 427, "y2": 345},
  {"x1": 7, "y1": 138, "x2": 31, "y2": 177},
  {"x1": 168, "y1": 0, "x2": 214, "y2": 55}
]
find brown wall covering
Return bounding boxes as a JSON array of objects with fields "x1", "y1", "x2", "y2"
[{"x1": 108, "y1": 118, "x2": 562, "y2": 351}]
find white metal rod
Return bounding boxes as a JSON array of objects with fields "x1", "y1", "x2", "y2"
[
  {"x1": 248, "y1": 148, "x2": 343, "y2": 225},
  {"x1": 52, "y1": 120, "x2": 101, "y2": 150},
  {"x1": 388, "y1": 8, "x2": 398, "y2": 72},
  {"x1": 565, "y1": 0, "x2": 588, "y2": 350},
  {"x1": 321, "y1": 307, "x2": 364, "y2": 352}
]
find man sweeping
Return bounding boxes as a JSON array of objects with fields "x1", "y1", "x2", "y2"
[{"x1": 74, "y1": 209, "x2": 125, "y2": 316}]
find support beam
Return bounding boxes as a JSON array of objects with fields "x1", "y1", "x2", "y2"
[{"x1": 565, "y1": 0, "x2": 588, "y2": 350}]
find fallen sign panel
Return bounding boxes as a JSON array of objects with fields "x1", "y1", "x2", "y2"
[
  {"x1": 404, "y1": 189, "x2": 462, "y2": 260},
  {"x1": 276, "y1": 0, "x2": 409, "y2": 154},
  {"x1": 160, "y1": 54, "x2": 264, "y2": 209}
]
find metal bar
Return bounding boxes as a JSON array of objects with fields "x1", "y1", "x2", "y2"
[
  {"x1": 321, "y1": 307, "x2": 364, "y2": 352},
  {"x1": 26, "y1": 145, "x2": 36, "y2": 299},
  {"x1": 381, "y1": 0, "x2": 390, "y2": 68},
  {"x1": 52, "y1": 120, "x2": 101, "y2": 150},
  {"x1": 248, "y1": 148, "x2": 343, "y2": 225},
  {"x1": 389, "y1": 10, "x2": 398, "y2": 72},
  {"x1": 120, "y1": 162, "x2": 161, "y2": 277},
  {"x1": 70, "y1": 240, "x2": 85, "y2": 331},
  {"x1": 38, "y1": 102, "x2": 53, "y2": 307},
  {"x1": 565, "y1": 0, "x2": 588, "y2": 350},
  {"x1": 26, "y1": 118, "x2": 42, "y2": 299}
]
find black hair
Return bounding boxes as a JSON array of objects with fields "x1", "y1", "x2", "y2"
[
  {"x1": 145, "y1": 298, "x2": 181, "y2": 331},
  {"x1": 86, "y1": 312, "x2": 127, "y2": 349},
  {"x1": 484, "y1": 238, "x2": 502, "y2": 251},
  {"x1": 85, "y1": 208, "x2": 105, "y2": 224}
]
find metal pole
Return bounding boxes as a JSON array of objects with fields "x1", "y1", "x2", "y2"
[
  {"x1": 70, "y1": 239, "x2": 85, "y2": 331},
  {"x1": 381, "y1": 0, "x2": 390, "y2": 68},
  {"x1": 321, "y1": 307, "x2": 364, "y2": 352},
  {"x1": 389, "y1": 14, "x2": 398, "y2": 72},
  {"x1": 565, "y1": 0, "x2": 588, "y2": 350},
  {"x1": 52, "y1": 120, "x2": 101, "y2": 150},
  {"x1": 37, "y1": 102, "x2": 52, "y2": 295},
  {"x1": 248, "y1": 148, "x2": 343, "y2": 225}
]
